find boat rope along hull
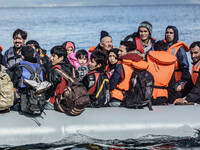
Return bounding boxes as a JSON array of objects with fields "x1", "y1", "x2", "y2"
[{"x1": 0, "y1": 105, "x2": 199, "y2": 146}]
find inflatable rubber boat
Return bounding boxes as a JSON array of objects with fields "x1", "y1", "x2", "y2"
[{"x1": 0, "y1": 105, "x2": 200, "y2": 146}]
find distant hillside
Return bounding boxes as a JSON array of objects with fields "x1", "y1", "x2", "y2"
[{"x1": 0, "y1": 0, "x2": 199, "y2": 7}]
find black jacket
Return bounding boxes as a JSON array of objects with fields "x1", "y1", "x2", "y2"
[{"x1": 47, "y1": 62, "x2": 79, "y2": 99}]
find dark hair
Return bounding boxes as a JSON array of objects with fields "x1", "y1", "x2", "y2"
[
  {"x1": 120, "y1": 40, "x2": 136, "y2": 52},
  {"x1": 190, "y1": 41, "x2": 200, "y2": 49},
  {"x1": 26, "y1": 40, "x2": 40, "y2": 49},
  {"x1": 154, "y1": 41, "x2": 168, "y2": 51},
  {"x1": 13, "y1": 29, "x2": 27, "y2": 40},
  {"x1": 21, "y1": 46, "x2": 34, "y2": 58},
  {"x1": 50, "y1": 45, "x2": 67, "y2": 61},
  {"x1": 91, "y1": 50, "x2": 107, "y2": 72},
  {"x1": 76, "y1": 49, "x2": 88, "y2": 60},
  {"x1": 165, "y1": 26, "x2": 179, "y2": 44}
]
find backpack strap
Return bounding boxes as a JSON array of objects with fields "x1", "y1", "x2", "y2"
[
  {"x1": 18, "y1": 64, "x2": 42, "y2": 81},
  {"x1": 54, "y1": 68, "x2": 74, "y2": 83},
  {"x1": 88, "y1": 72, "x2": 100, "y2": 95},
  {"x1": 18, "y1": 64, "x2": 35, "y2": 79}
]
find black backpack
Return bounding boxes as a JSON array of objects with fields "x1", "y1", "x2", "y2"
[
  {"x1": 125, "y1": 69, "x2": 154, "y2": 110},
  {"x1": 88, "y1": 72, "x2": 110, "y2": 107},
  {"x1": 18, "y1": 64, "x2": 46, "y2": 115}
]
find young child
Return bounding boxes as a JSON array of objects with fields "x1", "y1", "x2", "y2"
[
  {"x1": 106, "y1": 48, "x2": 119, "y2": 79},
  {"x1": 62, "y1": 41, "x2": 75, "y2": 59},
  {"x1": 69, "y1": 49, "x2": 90, "y2": 81},
  {"x1": 82, "y1": 50, "x2": 110, "y2": 107}
]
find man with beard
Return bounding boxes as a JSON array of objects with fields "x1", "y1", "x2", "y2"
[
  {"x1": 164, "y1": 26, "x2": 190, "y2": 98},
  {"x1": 3, "y1": 29, "x2": 40, "y2": 77},
  {"x1": 174, "y1": 41, "x2": 200, "y2": 104}
]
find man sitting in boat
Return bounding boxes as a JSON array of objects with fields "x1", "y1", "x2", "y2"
[
  {"x1": 124, "y1": 21, "x2": 156, "y2": 54},
  {"x1": 175, "y1": 41, "x2": 200, "y2": 104},
  {"x1": 163, "y1": 26, "x2": 190, "y2": 99},
  {"x1": 147, "y1": 41, "x2": 177, "y2": 105},
  {"x1": 3, "y1": 29, "x2": 40, "y2": 78},
  {"x1": 45, "y1": 46, "x2": 77, "y2": 110},
  {"x1": 89, "y1": 30, "x2": 113, "y2": 54},
  {"x1": 109, "y1": 40, "x2": 148, "y2": 107}
]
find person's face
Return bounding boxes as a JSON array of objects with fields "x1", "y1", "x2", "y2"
[
  {"x1": 67, "y1": 47, "x2": 74, "y2": 57},
  {"x1": 50, "y1": 54, "x2": 64, "y2": 65},
  {"x1": 108, "y1": 52, "x2": 118, "y2": 65},
  {"x1": 78, "y1": 55, "x2": 87, "y2": 66},
  {"x1": 89, "y1": 58, "x2": 101, "y2": 71},
  {"x1": 139, "y1": 27, "x2": 150, "y2": 42},
  {"x1": 118, "y1": 45, "x2": 127, "y2": 57},
  {"x1": 190, "y1": 46, "x2": 200, "y2": 64},
  {"x1": 13, "y1": 34, "x2": 26, "y2": 50},
  {"x1": 100, "y1": 36, "x2": 113, "y2": 51},
  {"x1": 165, "y1": 28, "x2": 174, "y2": 43}
]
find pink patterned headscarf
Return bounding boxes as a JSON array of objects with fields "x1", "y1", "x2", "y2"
[{"x1": 65, "y1": 42, "x2": 75, "y2": 52}]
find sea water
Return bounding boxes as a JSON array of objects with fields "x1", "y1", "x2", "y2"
[{"x1": 0, "y1": 4, "x2": 200, "y2": 149}]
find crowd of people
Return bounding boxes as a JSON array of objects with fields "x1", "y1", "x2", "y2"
[{"x1": 0, "y1": 20, "x2": 200, "y2": 113}]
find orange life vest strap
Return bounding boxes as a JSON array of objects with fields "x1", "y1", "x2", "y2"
[
  {"x1": 192, "y1": 61, "x2": 200, "y2": 84},
  {"x1": 87, "y1": 71, "x2": 100, "y2": 95}
]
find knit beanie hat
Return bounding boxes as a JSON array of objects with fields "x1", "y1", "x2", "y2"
[
  {"x1": 100, "y1": 30, "x2": 111, "y2": 41},
  {"x1": 108, "y1": 48, "x2": 119, "y2": 58},
  {"x1": 138, "y1": 21, "x2": 152, "y2": 36}
]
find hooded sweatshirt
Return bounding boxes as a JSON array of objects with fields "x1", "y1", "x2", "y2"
[{"x1": 165, "y1": 26, "x2": 190, "y2": 84}]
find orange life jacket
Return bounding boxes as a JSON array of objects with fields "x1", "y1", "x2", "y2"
[
  {"x1": 111, "y1": 59, "x2": 148, "y2": 101},
  {"x1": 88, "y1": 46, "x2": 96, "y2": 53},
  {"x1": 165, "y1": 40, "x2": 189, "y2": 82},
  {"x1": 49, "y1": 65, "x2": 67, "y2": 104},
  {"x1": 147, "y1": 51, "x2": 176, "y2": 99},
  {"x1": 0, "y1": 45, "x2": 3, "y2": 52},
  {"x1": 135, "y1": 37, "x2": 155, "y2": 54},
  {"x1": 191, "y1": 60, "x2": 200, "y2": 85},
  {"x1": 88, "y1": 46, "x2": 116, "y2": 53}
]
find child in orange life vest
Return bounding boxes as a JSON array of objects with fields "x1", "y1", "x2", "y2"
[
  {"x1": 106, "y1": 48, "x2": 119, "y2": 79},
  {"x1": 62, "y1": 41, "x2": 75, "y2": 59},
  {"x1": 68, "y1": 49, "x2": 90, "y2": 81},
  {"x1": 82, "y1": 50, "x2": 110, "y2": 107}
]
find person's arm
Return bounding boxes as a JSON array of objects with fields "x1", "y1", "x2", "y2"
[
  {"x1": 185, "y1": 72, "x2": 200, "y2": 102},
  {"x1": 177, "y1": 47, "x2": 190, "y2": 83},
  {"x1": 3, "y1": 50, "x2": 8, "y2": 68},
  {"x1": 46, "y1": 69, "x2": 62, "y2": 99},
  {"x1": 109, "y1": 64, "x2": 123, "y2": 91},
  {"x1": 11, "y1": 66, "x2": 22, "y2": 88},
  {"x1": 175, "y1": 47, "x2": 190, "y2": 91}
]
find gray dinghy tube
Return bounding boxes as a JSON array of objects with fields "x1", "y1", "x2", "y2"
[{"x1": 0, "y1": 105, "x2": 200, "y2": 146}]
